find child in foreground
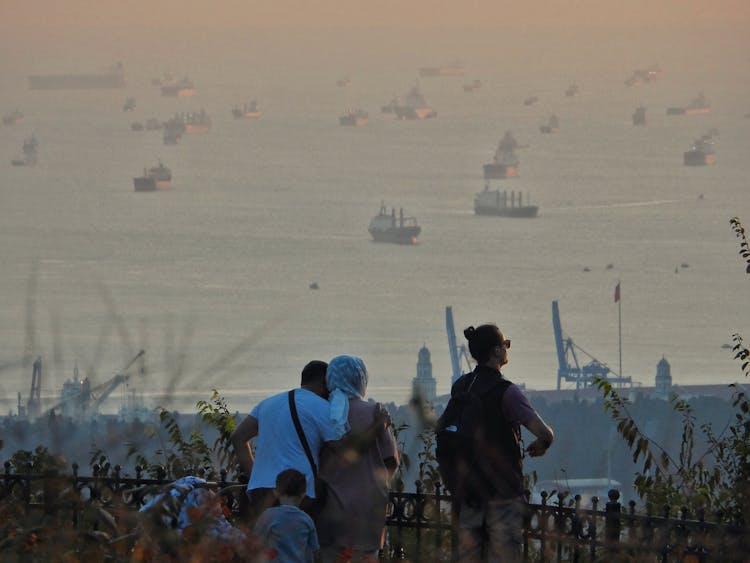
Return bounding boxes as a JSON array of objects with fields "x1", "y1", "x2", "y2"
[{"x1": 253, "y1": 468, "x2": 319, "y2": 562}]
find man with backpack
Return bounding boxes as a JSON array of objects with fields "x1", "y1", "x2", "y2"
[{"x1": 436, "y1": 324, "x2": 554, "y2": 562}]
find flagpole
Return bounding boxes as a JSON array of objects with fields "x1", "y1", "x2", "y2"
[{"x1": 618, "y1": 280, "x2": 622, "y2": 385}]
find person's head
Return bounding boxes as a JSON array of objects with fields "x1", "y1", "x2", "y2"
[
  {"x1": 274, "y1": 468, "x2": 307, "y2": 505},
  {"x1": 464, "y1": 324, "x2": 510, "y2": 368},
  {"x1": 326, "y1": 355, "x2": 368, "y2": 399},
  {"x1": 300, "y1": 360, "x2": 328, "y2": 398}
]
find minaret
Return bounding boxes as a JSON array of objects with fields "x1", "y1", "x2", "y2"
[
  {"x1": 412, "y1": 345, "x2": 436, "y2": 402},
  {"x1": 654, "y1": 357, "x2": 672, "y2": 400}
]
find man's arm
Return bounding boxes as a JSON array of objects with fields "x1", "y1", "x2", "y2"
[
  {"x1": 230, "y1": 415, "x2": 259, "y2": 477},
  {"x1": 523, "y1": 412, "x2": 554, "y2": 457}
]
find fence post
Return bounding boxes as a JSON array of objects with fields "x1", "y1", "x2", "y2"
[{"x1": 589, "y1": 496, "x2": 599, "y2": 561}]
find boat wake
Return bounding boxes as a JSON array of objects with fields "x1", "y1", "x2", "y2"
[{"x1": 553, "y1": 198, "x2": 689, "y2": 212}]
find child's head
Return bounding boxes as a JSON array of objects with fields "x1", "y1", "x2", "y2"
[{"x1": 275, "y1": 469, "x2": 307, "y2": 505}]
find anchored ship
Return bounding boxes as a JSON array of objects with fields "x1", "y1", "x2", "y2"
[
  {"x1": 133, "y1": 161, "x2": 172, "y2": 191},
  {"x1": 565, "y1": 84, "x2": 579, "y2": 97},
  {"x1": 625, "y1": 64, "x2": 662, "y2": 86},
  {"x1": 368, "y1": 204, "x2": 421, "y2": 244},
  {"x1": 667, "y1": 93, "x2": 710, "y2": 116},
  {"x1": 523, "y1": 96, "x2": 539, "y2": 106},
  {"x1": 381, "y1": 97, "x2": 398, "y2": 114},
  {"x1": 11, "y1": 135, "x2": 38, "y2": 166},
  {"x1": 2, "y1": 109, "x2": 24, "y2": 125},
  {"x1": 339, "y1": 108, "x2": 368, "y2": 126},
  {"x1": 336, "y1": 76, "x2": 351, "y2": 87},
  {"x1": 474, "y1": 186, "x2": 538, "y2": 218},
  {"x1": 540, "y1": 115, "x2": 560, "y2": 134},
  {"x1": 123, "y1": 97, "x2": 136, "y2": 112},
  {"x1": 463, "y1": 79, "x2": 482, "y2": 92},
  {"x1": 683, "y1": 134, "x2": 716, "y2": 166},
  {"x1": 231, "y1": 101, "x2": 261, "y2": 119},
  {"x1": 161, "y1": 77, "x2": 195, "y2": 97},
  {"x1": 632, "y1": 106, "x2": 647, "y2": 126},
  {"x1": 483, "y1": 131, "x2": 520, "y2": 179},
  {"x1": 393, "y1": 85, "x2": 437, "y2": 120},
  {"x1": 419, "y1": 62, "x2": 465, "y2": 77},
  {"x1": 28, "y1": 62, "x2": 125, "y2": 90}
]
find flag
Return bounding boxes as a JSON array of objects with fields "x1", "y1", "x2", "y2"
[{"x1": 614, "y1": 282, "x2": 620, "y2": 303}]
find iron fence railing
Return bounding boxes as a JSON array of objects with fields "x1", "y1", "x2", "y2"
[{"x1": 2, "y1": 463, "x2": 748, "y2": 561}]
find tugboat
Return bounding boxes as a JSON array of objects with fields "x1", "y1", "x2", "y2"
[
  {"x1": 2, "y1": 109, "x2": 24, "y2": 125},
  {"x1": 683, "y1": 134, "x2": 716, "y2": 166},
  {"x1": 632, "y1": 106, "x2": 647, "y2": 126},
  {"x1": 539, "y1": 115, "x2": 560, "y2": 134},
  {"x1": 393, "y1": 85, "x2": 437, "y2": 120},
  {"x1": 231, "y1": 100, "x2": 261, "y2": 119},
  {"x1": 667, "y1": 93, "x2": 710, "y2": 115},
  {"x1": 123, "y1": 97, "x2": 136, "y2": 112},
  {"x1": 160, "y1": 77, "x2": 195, "y2": 97},
  {"x1": 368, "y1": 204, "x2": 421, "y2": 244},
  {"x1": 11, "y1": 135, "x2": 38, "y2": 166},
  {"x1": 474, "y1": 186, "x2": 538, "y2": 218},
  {"x1": 483, "y1": 131, "x2": 520, "y2": 179},
  {"x1": 339, "y1": 108, "x2": 368, "y2": 126},
  {"x1": 133, "y1": 161, "x2": 172, "y2": 191}
]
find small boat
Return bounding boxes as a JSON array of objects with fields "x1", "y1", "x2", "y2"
[
  {"x1": 160, "y1": 77, "x2": 195, "y2": 97},
  {"x1": 368, "y1": 204, "x2": 421, "y2": 244},
  {"x1": 231, "y1": 100, "x2": 261, "y2": 119},
  {"x1": 474, "y1": 186, "x2": 538, "y2": 218},
  {"x1": 683, "y1": 134, "x2": 716, "y2": 166},
  {"x1": 523, "y1": 96, "x2": 538, "y2": 106},
  {"x1": 564, "y1": 84, "x2": 578, "y2": 97},
  {"x1": 339, "y1": 108, "x2": 368, "y2": 126},
  {"x1": 123, "y1": 97, "x2": 136, "y2": 112},
  {"x1": 483, "y1": 131, "x2": 520, "y2": 179},
  {"x1": 667, "y1": 93, "x2": 710, "y2": 116},
  {"x1": 11, "y1": 135, "x2": 38, "y2": 166},
  {"x1": 336, "y1": 76, "x2": 351, "y2": 87},
  {"x1": 632, "y1": 106, "x2": 646, "y2": 126},
  {"x1": 2, "y1": 109, "x2": 24, "y2": 125},
  {"x1": 133, "y1": 161, "x2": 172, "y2": 191},
  {"x1": 393, "y1": 85, "x2": 437, "y2": 120},
  {"x1": 539, "y1": 115, "x2": 560, "y2": 134},
  {"x1": 463, "y1": 79, "x2": 482, "y2": 92}
]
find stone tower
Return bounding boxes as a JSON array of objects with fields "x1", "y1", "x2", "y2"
[
  {"x1": 412, "y1": 345, "x2": 436, "y2": 402},
  {"x1": 654, "y1": 357, "x2": 672, "y2": 400}
]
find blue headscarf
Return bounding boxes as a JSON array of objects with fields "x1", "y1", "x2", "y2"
[{"x1": 327, "y1": 355, "x2": 368, "y2": 436}]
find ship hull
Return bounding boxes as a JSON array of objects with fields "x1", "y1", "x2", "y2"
[
  {"x1": 684, "y1": 107, "x2": 711, "y2": 115},
  {"x1": 160, "y1": 86, "x2": 195, "y2": 97},
  {"x1": 475, "y1": 204, "x2": 539, "y2": 218},
  {"x1": 419, "y1": 67, "x2": 465, "y2": 77},
  {"x1": 483, "y1": 163, "x2": 519, "y2": 179},
  {"x1": 232, "y1": 110, "x2": 261, "y2": 119},
  {"x1": 369, "y1": 226, "x2": 421, "y2": 244},
  {"x1": 28, "y1": 73, "x2": 125, "y2": 90},
  {"x1": 394, "y1": 106, "x2": 437, "y2": 120},
  {"x1": 133, "y1": 178, "x2": 172, "y2": 191},
  {"x1": 339, "y1": 115, "x2": 368, "y2": 126},
  {"x1": 183, "y1": 124, "x2": 210, "y2": 134},
  {"x1": 539, "y1": 126, "x2": 559, "y2": 134},
  {"x1": 683, "y1": 151, "x2": 716, "y2": 166}
]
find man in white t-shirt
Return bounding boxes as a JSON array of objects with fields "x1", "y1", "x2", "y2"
[{"x1": 230, "y1": 361, "x2": 343, "y2": 522}]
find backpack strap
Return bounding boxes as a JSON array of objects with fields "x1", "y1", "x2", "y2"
[{"x1": 288, "y1": 389, "x2": 318, "y2": 478}]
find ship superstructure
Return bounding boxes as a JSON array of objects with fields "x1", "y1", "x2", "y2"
[{"x1": 483, "y1": 130, "x2": 520, "y2": 179}]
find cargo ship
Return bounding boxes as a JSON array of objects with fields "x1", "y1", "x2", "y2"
[
  {"x1": 339, "y1": 108, "x2": 368, "y2": 126},
  {"x1": 419, "y1": 62, "x2": 465, "y2": 77},
  {"x1": 161, "y1": 77, "x2": 195, "y2": 97},
  {"x1": 28, "y1": 62, "x2": 125, "y2": 90},
  {"x1": 11, "y1": 135, "x2": 38, "y2": 166},
  {"x1": 539, "y1": 115, "x2": 560, "y2": 134},
  {"x1": 474, "y1": 186, "x2": 538, "y2": 218},
  {"x1": 133, "y1": 161, "x2": 172, "y2": 191},
  {"x1": 393, "y1": 85, "x2": 437, "y2": 120},
  {"x1": 683, "y1": 134, "x2": 716, "y2": 166},
  {"x1": 483, "y1": 131, "x2": 520, "y2": 179},
  {"x1": 368, "y1": 204, "x2": 421, "y2": 244},
  {"x1": 231, "y1": 101, "x2": 261, "y2": 119},
  {"x1": 632, "y1": 106, "x2": 646, "y2": 126},
  {"x1": 165, "y1": 109, "x2": 212, "y2": 134},
  {"x1": 667, "y1": 93, "x2": 710, "y2": 116}
]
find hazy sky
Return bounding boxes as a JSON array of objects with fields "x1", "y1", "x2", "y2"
[{"x1": 2, "y1": 0, "x2": 748, "y2": 30}]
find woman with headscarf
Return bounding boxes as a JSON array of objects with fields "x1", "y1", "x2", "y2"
[{"x1": 316, "y1": 355, "x2": 399, "y2": 563}]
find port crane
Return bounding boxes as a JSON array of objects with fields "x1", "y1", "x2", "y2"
[
  {"x1": 45, "y1": 349, "x2": 145, "y2": 418},
  {"x1": 552, "y1": 301, "x2": 631, "y2": 390},
  {"x1": 446, "y1": 306, "x2": 473, "y2": 384}
]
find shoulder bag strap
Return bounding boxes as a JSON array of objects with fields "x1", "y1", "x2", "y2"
[{"x1": 288, "y1": 389, "x2": 318, "y2": 478}]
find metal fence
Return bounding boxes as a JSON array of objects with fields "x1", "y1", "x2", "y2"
[{"x1": 2, "y1": 463, "x2": 748, "y2": 561}]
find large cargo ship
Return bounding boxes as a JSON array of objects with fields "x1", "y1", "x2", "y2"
[
  {"x1": 667, "y1": 93, "x2": 710, "y2": 116},
  {"x1": 683, "y1": 134, "x2": 716, "y2": 166},
  {"x1": 28, "y1": 63, "x2": 125, "y2": 90},
  {"x1": 339, "y1": 108, "x2": 368, "y2": 126},
  {"x1": 393, "y1": 85, "x2": 437, "y2": 120},
  {"x1": 474, "y1": 186, "x2": 538, "y2": 218},
  {"x1": 161, "y1": 77, "x2": 195, "y2": 97},
  {"x1": 483, "y1": 131, "x2": 520, "y2": 179},
  {"x1": 231, "y1": 101, "x2": 261, "y2": 119},
  {"x1": 368, "y1": 204, "x2": 421, "y2": 244},
  {"x1": 419, "y1": 63, "x2": 465, "y2": 77},
  {"x1": 133, "y1": 161, "x2": 172, "y2": 191}
]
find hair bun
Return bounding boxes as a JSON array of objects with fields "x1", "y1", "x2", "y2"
[{"x1": 463, "y1": 326, "x2": 476, "y2": 340}]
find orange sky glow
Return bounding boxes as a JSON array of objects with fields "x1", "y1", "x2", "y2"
[{"x1": 2, "y1": 0, "x2": 748, "y2": 30}]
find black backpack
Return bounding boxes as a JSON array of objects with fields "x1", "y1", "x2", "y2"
[{"x1": 435, "y1": 372, "x2": 502, "y2": 505}]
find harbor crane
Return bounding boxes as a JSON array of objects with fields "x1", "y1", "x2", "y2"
[
  {"x1": 446, "y1": 306, "x2": 473, "y2": 384},
  {"x1": 552, "y1": 301, "x2": 631, "y2": 390}
]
